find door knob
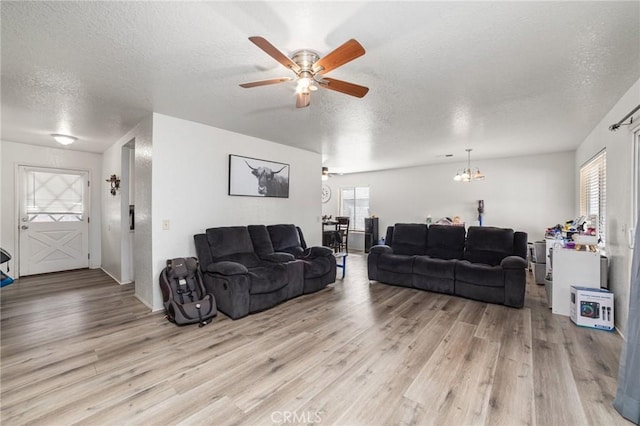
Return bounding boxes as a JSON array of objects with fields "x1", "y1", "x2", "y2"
[{"x1": 21, "y1": 225, "x2": 29, "y2": 230}]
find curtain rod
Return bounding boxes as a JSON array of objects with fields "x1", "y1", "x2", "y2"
[{"x1": 609, "y1": 104, "x2": 640, "y2": 131}]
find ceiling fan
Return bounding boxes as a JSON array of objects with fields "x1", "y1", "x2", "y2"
[{"x1": 239, "y1": 36, "x2": 369, "y2": 108}]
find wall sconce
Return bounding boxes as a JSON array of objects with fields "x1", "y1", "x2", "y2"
[{"x1": 106, "y1": 174, "x2": 121, "y2": 196}]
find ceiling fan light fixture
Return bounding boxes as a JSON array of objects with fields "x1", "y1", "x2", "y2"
[
  {"x1": 241, "y1": 37, "x2": 368, "y2": 108},
  {"x1": 51, "y1": 133, "x2": 77, "y2": 145},
  {"x1": 296, "y1": 77, "x2": 313, "y2": 94},
  {"x1": 322, "y1": 166, "x2": 329, "y2": 181}
]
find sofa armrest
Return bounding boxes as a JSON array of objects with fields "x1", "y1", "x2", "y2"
[
  {"x1": 206, "y1": 261, "x2": 248, "y2": 275},
  {"x1": 367, "y1": 245, "x2": 392, "y2": 281},
  {"x1": 303, "y1": 246, "x2": 333, "y2": 258},
  {"x1": 369, "y1": 244, "x2": 392, "y2": 255},
  {"x1": 501, "y1": 255, "x2": 527, "y2": 269},
  {"x1": 261, "y1": 252, "x2": 296, "y2": 263}
]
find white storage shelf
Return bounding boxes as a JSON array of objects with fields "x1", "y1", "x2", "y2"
[{"x1": 550, "y1": 248, "x2": 605, "y2": 317}]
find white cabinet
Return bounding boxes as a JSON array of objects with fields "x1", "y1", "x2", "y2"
[{"x1": 550, "y1": 248, "x2": 605, "y2": 316}]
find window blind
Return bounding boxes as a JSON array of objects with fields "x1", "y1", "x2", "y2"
[
  {"x1": 26, "y1": 171, "x2": 84, "y2": 214},
  {"x1": 340, "y1": 187, "x2": 370, "y2": 231},
  {"x1": 579, "y1": 150, "x2": 606, "y2": 244}
]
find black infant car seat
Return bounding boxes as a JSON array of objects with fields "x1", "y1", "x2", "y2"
[{"x1": 159, "y1": 257, "x2": 216, "y2": 327}]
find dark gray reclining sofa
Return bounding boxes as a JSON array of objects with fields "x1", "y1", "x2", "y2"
[
  {"x1": 368, "y1": 224, "x2": 528, "y2": 308},
  {"x1": 194, "y1": 224, "x2": 336, "y2": 319}
]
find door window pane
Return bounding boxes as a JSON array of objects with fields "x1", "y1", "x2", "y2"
[{"x1": 26, "y1": 171, "x2": 84, "y2": 222}]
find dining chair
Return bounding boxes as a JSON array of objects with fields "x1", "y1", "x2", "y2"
[{"x1": 335, "y1": 216, "x2": 350, "y2": 253}]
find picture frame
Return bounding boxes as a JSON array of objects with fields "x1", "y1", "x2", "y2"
[{"x1": 228, "y1": 154, "x2": 290, "y2": 198}]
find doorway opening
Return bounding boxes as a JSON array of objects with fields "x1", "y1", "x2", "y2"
[{"x1": 121, "y1": 139, "x2": 136, "y2": 284}]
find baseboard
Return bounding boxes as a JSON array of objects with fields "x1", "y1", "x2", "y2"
[
  {"x1": 134, "y1": 293, "x2": 154, "y2": 310},
  {"x1": 100, "y1": 267, "x2": 132, "y2": 285}
]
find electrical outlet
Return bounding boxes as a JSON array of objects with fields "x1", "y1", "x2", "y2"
[{"x1": 162, "y1": 220, "x2": 170, "y2": 230}]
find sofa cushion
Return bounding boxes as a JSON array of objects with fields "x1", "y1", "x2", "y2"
[
  {"x1": 455, "y1": 281, "x2": 504, "y2": 305},
  {"x1": 248, "y1": 225, "x2": 274, "y2": 257},
  {"x1": 384, "y1": 226, "x2": 394, "y2": 246},
  {"x1": 379, "y1": 253, "x2": 415, "y2": 274},
  {"x1": 296, "y1": 226, "x2": 309, "y2": 250},
  {"x1": 215, "y1": 252, "x2": 262, "y2": 268},
  {"x1": 206, "y1": 226, "x2": 260, "y2": 268},
  {"x1": 248, "y1": 265, "x2": 288, "y2": 294},
  {"x1": 425, "y1": 225, "x2": 466, "y2": 260},
  {"x1": 267, "y1": 224, "x2": 305, "y2": 257},
  {"x1": 464, "y1": 226, "x2": 514, "y2": 266},
  {"x1": 206, "y1": 261, "x2": 248, "y2": 275},
  {"x1": 456, "y1": 260, "x2": 504, "y2": 288},
  {"x1": 513, "y1": 231, "x2": 528, "y2": 259},
  {"x1": 300, "y1": 257, "x2": 333, "y2": 279},
  {"x1": 392, "y1": 224, "x2": 428, "y2": 255},
  {"x1": 413, "y1": 256, "x2": 456, "y2": 279},
  {"x1": 194, "y1": 233, "x2": 214, "y2": 270}
]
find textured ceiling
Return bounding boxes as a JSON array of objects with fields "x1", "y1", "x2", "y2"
[{"x1": 2, "y1": 1, "x2": 639, "y2": 173}]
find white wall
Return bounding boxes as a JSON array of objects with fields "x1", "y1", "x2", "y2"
[
  {"x1": 149, "y1": 114, "x2": 322, "y2": 310},
  {"x1": 575, "y1": 77, "x2": 640, "y2": 335},
  {"x1": 323, "y1": 151, "x2": 575, "y2": 250},
  {"x1": 0, "y1": 140, "x2": 103, "y2": 275},
  {"x1": 100, "y1": 116, "x2": 153, "y2": 310}
]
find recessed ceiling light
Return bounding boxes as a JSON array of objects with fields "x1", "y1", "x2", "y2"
[{"x1": 51, "y1": 133, "x2": 77, "y2": 145}]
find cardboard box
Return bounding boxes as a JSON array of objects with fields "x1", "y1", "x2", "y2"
[{"x1": 570, "y1": 286, "x2": 614, "y2": 331}]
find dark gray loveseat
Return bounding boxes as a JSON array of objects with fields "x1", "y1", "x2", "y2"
[
  {"x1": 368, "y1": 224, "x2": 528, "y2": 308},
  {"x1": 194, "y1": 225, "x2": 335, "y2": 319}
]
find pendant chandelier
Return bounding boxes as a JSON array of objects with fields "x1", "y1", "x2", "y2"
[{"x1": 453, "y1": 148, "x2": 485, "y2": 182}]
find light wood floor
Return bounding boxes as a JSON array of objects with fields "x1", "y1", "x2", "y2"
[{"x1": 0, "y1": 254, "x2": 630, "y2": 425}]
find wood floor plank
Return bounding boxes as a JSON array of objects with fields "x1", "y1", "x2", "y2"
[
  {"x1": 0, "y1": 255, "x2": 630, "y2": 425},
  {"x1": 532, "y1": 338, "x2": 589, "y2": 425},
  {"x1": 484, "y1": 306, "x2": 535, "y2": 425},
  {"x1": 384, "y1": 397, "x2": 427, "y2": 426},
  {"x1": 336, "y1": 309, "x2": 458, "y2": 425},
  {"x1": 456, "y1": 298, "x2": 488, "y2": 325},
  {"x1": 404, "y1": 321, "x2": 501, "y2": 425},
  {"x1": 175, "y1": 396, "x2": 246, "y2": 426},
  {"x1": 569, "y1": 366, "x2": 629, "y2": 426},
  {"x1": 527, "y1": 282, "x2": 565, "y2": 345}
]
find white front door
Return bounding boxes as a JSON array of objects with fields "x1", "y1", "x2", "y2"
[{"x1": 18, "y1": 166, "x2": 89, "y2": 276}]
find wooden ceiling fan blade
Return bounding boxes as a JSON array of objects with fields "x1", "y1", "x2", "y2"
[
  {"x1": 296, "y1": 92, "x2": 310, "y2": 108},
  {"x1": 312, "y1": 39, "x2": 365, "y2": 74},
  {"x1": 319, "y1": 77, "x2": 369, "y2": 98},
  {"x1": 239, "y1": 77, "x2": 292, "y2": 88},
  {"x1": 248, "y1": 36, "x2": 301, "y2": 73}
]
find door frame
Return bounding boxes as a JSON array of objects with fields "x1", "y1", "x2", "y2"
[
  {"x1": 632, "y1": 124, "x2": 640, "y2": 249},
  {"x1": 14, "y1": 163, "x2": 92, "y2": 278}
]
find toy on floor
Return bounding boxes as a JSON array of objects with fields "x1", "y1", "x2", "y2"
[{"x1": 1, "y1": 248, "x2": 14, "y2": 287}]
